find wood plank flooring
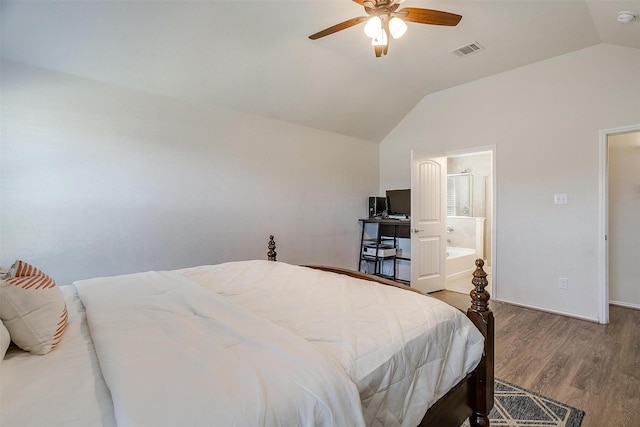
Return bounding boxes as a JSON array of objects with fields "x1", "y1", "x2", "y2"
[{"x1": 430, "y1": 290, "x2": 640, "y2": 427}]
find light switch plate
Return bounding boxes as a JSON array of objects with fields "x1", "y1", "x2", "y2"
[
  {"x1": 559, "y1": 277, "x2": 568, "y2": 289},
  {"x1": 554, "y1": 193, "x2": 568, "y2": 205}
]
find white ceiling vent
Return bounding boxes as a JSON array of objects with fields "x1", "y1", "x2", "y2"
[{"x1": 451, "y1": 42, "x2": 484, "y2": 58}]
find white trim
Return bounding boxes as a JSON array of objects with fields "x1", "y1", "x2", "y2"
[
  {"x1": 598, "y1": 129, "x2": 609, "y2": 324},
  {"x1": 495, "y1": 298, "x2": 599, "y2": 323},
  {"x1": 444, "y1": 145, "x2": 494, "y2": 158},
  {"x1": 610, "y1": 300, "x2": 640, "y2": 311},
  {"x1": 491, "y1": 147, "x2": 497, "y2": 299},
  {"x1": 599, "y1": 124, "x2": 640, "y2": 325},
  {"x1": 446, "y1": 268, "x2": 476, "y2": 285}
]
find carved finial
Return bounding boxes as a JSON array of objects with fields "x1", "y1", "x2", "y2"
[
  {"x1": 470, "y1": 258, "x2": 490, "y2": 313},
  {"x1": 267, "y1": 235, "x2": 277, "y2": 261}
]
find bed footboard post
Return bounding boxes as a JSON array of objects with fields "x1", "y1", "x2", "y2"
[
  {"x1": 466, "y1": 259, "x2": 494, "y2": 427},
  {"x1": 267, "y1": 235, "x2": 277, "y2": 261}
]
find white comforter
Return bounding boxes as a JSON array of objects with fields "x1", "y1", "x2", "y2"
[
  {"x1": 3, "y1": 261, "x2": 483, "y2": 427},
  {"x1": 1, "y1": 285, "x2": 116, "y2": 427},
  {"x1": 177, "y1": 261, "x2": 485, "y2": 427},
  {"x1": 74, "y1": 269, "x2": 366, "y2": 427}
]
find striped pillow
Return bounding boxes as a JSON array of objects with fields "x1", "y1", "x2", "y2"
[{"x1": 0, "y1": 260, "x2": 68, "y2": 354}]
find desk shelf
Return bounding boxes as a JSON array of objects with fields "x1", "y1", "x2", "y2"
[{"x1": 358, "y1": 218, "x2": 411, "y2": 284}]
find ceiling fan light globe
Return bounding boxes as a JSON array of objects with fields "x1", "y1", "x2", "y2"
[
  {"x1": 389, "y1": 17, "x2": 407, "y2": 39},
  {"x1": 364, "y1": 16, "x2": 382, "y2": 38}
]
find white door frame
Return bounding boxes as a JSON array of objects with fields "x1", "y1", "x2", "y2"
[
  {"x1": 444, "y1": 145, "x2": 497, "y2": 298},
  {"x1": 598, "y1": 123, "x2": 640, "y2": 324}
]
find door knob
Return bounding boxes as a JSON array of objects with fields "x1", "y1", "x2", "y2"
[{"x1": 411, "y1": 228, "x2": 423, "y2": 233}]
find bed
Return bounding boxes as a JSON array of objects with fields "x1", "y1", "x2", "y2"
[{"x1": 1, "y1": 237, "x2": 494, "y2": 427}]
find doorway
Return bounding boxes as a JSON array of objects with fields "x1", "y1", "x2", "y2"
[
  {"x1": 599, "y1": 125, "x2": 640, "y2": 324},
  {"x1": 411, "y1": 146, "x2": 496, "y2": 296},
  {"x1": 444, "y1": 148, "x2": 494, "y2": 296}
]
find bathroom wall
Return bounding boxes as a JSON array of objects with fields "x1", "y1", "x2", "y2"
[
  {"x1": 447, "y1": 217, "x2": 482, "y2": 251},
  {"x1": 447, "y1": 153, "x2": 492, "y2": 264}
]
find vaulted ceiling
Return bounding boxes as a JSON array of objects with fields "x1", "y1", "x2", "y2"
[{"x1": 2, "y1": 0, "x2": 639, "y2": 142}]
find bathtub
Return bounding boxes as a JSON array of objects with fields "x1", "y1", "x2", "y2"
[{"x1": 446, "y1": 246, "x2": 478, "y2": 284}]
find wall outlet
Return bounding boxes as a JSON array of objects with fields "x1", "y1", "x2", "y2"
[
  {"x1": 554, "y1": 193, "x2": 568, "y2": 204},
  {"x1": 558, "y1": 277, "x2": 568, "y2": 290}
]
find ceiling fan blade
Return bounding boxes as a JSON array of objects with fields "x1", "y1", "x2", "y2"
[
  {"x1": 374, "y1": 45, "x2": 384, "y2": 57},
  {"x1": 309, "y1": 16, "x2": 369, "y2": 40},
  {"x1": 352, "y1": 0, "x2": 365, "y2": 5},
  {"x1": 396, "y1": 8, "x2": 462, "y2": 26}
]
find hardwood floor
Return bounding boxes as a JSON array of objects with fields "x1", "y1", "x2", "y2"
[{"x1": 430, "y1": 290, "x2": 640, "y2": 427}]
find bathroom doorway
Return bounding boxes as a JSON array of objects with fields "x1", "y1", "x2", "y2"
[{"x1": 443, "y1": 147, "x2": 495, "y2": 296}]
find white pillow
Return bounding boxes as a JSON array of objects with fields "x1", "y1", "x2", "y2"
[{"x1": 0, "y1": 261, "x2": 68, "y2": 355}]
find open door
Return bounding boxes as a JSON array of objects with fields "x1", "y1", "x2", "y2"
[{"x1": 411, "y1": 153, "x2": 447, "y2": 293}]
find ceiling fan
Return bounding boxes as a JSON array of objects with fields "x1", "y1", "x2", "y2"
[{"x1": 309, "y1": 0, "x2": 462, "y2": 58}]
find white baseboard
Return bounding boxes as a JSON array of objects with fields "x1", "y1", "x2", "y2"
[
  {"x1": 610, "y1": 300, "x2": 640, "y2": 310},
  {"x1": 446, "y1": 268, "x2": 492, "y2": 294},
  {"x1": 495, "y1": 298, "x2": 600, "y2": 323},
  {"x1": 446, "y1": 268, "x2": 475, "y2": 284}
]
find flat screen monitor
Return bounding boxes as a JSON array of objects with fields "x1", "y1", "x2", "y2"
[{"x1": 386, "y1": 189, "x2": 411, "y2": 218}]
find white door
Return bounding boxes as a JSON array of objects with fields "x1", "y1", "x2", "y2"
[{"x1": 411, "y1": 153, "x2": 447, "y2": 293}]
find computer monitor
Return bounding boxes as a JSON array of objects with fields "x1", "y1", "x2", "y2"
[{"x1": 386, "y1": 189, "x2": 410, "y2": 218}]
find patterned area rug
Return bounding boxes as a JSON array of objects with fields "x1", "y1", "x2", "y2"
[{"x1": 462, "y1": 379, "x2": 585, "y2": 427}]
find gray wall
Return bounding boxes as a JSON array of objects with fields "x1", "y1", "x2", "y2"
[
  {"x1": 379, "y1": 44, "x2": 640, "y2": 322},
  {"x1": 1, "y1": 61, "x2": 379, "y2": 284}
]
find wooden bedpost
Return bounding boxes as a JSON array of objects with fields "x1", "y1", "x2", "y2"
[
  {"x1": 466, "y1": 259, "x2": 494, "y2": 427},
  {"x1": 267, "y1": 235, "x2": 277, "y2": 261}
]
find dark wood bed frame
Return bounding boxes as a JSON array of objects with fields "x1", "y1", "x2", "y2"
[{"x1": 267, "y1": 235, "x2": 494, "y2": 427}]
